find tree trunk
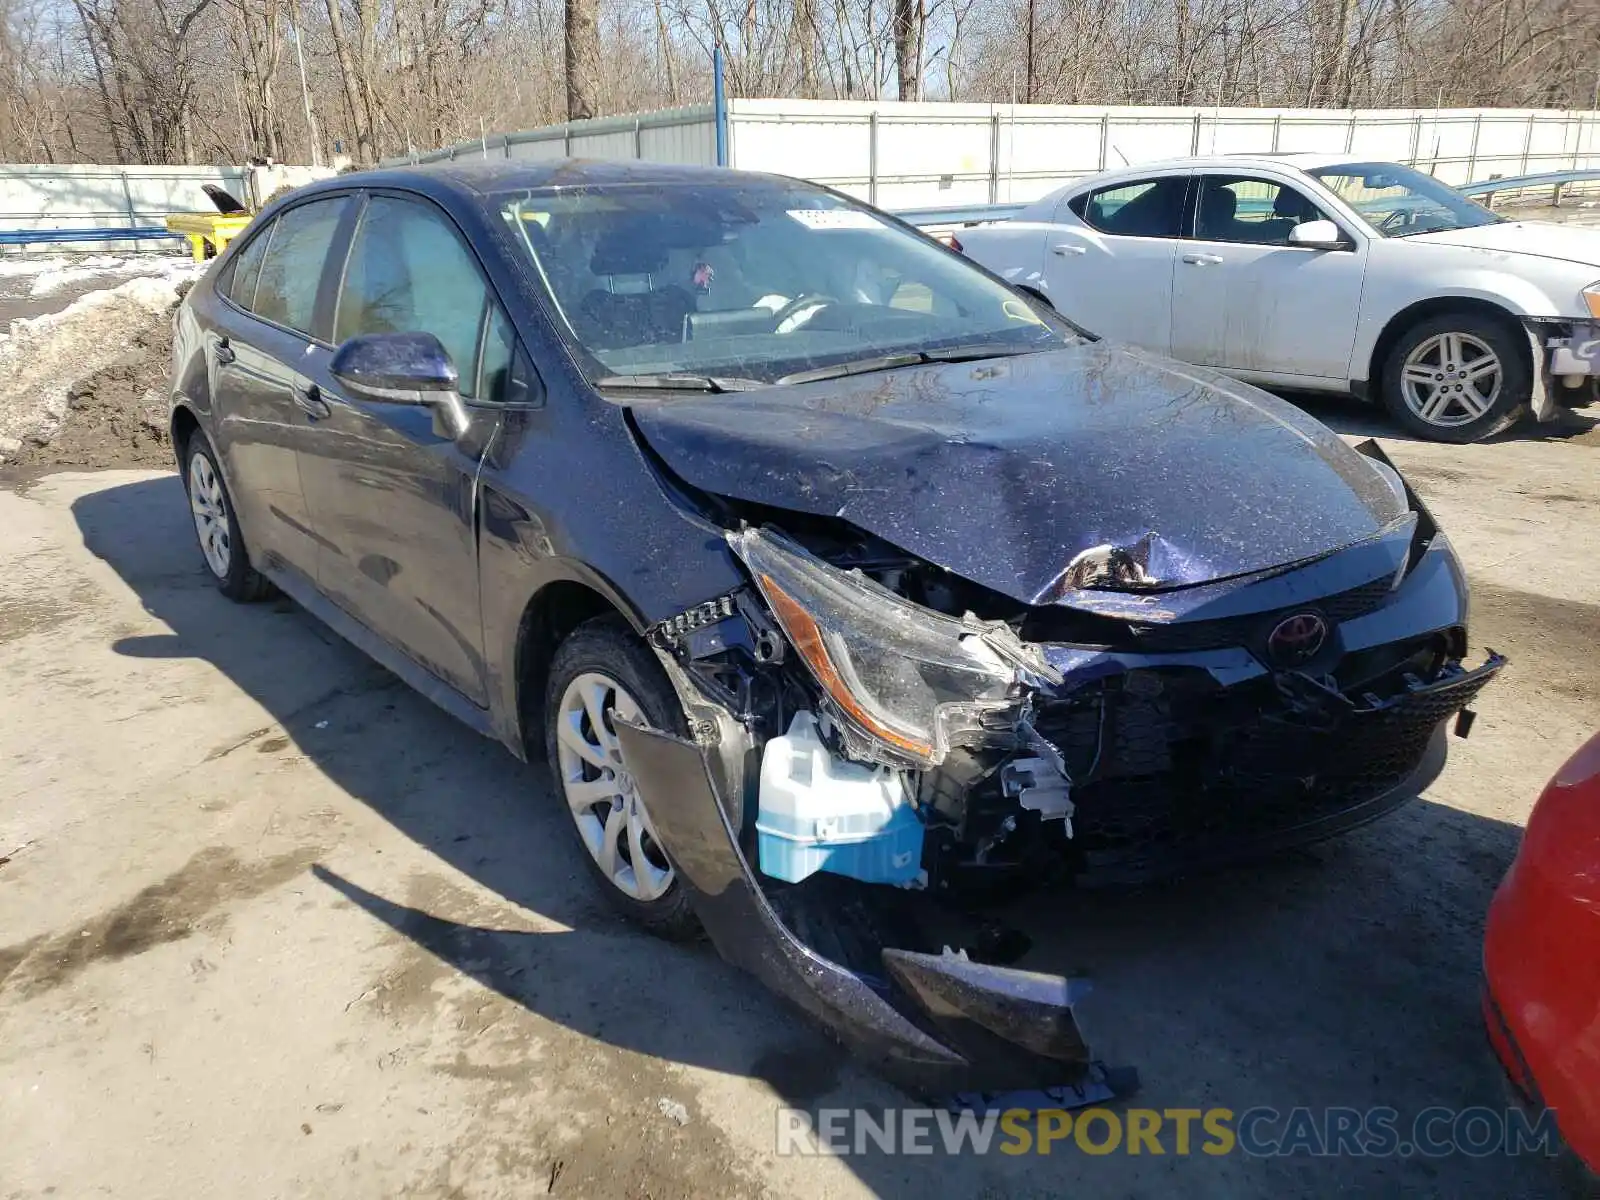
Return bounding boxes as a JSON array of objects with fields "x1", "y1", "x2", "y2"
[
  {"x1": 892, "y1": 0, "x2": 920, "y2": 99},
  {"x1": 565, "y1": 0, "x2": 600, "y2": 120},
  {"x1": 325, "y1": 0, "x2": 374, "y2": 161}
]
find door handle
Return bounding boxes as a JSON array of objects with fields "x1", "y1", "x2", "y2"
[
  {"x1": 1182, "y1": 252, "x2": 1224, "y2": 266},
  {"x1": 214, "y1": 337, "x2": 236, "y2": 366},
  {"x1": 293, "y1": 383, "x2": 331, "y2": 419},
  {"x1": 1051, "y1": 243, "x2": 1087, "y2": 257}
]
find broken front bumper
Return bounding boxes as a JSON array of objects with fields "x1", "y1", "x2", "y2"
[
  {"x1": 1049, "y1": 653, "x2": 1506, "y2": 886},
  {"x1": 614, "y1": 717, "x2": 1135, "y2": 1102}
]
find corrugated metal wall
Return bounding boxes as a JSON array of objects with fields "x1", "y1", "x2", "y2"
[{"x1": 390, "y1": 105, "x2": 719, "y2": 169}]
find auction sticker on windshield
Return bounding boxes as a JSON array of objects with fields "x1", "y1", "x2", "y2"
[{"x1": 787, "y1": 209, "x2": 883, "y2": 230}]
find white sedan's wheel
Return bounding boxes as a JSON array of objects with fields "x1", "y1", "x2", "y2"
[
  {"x1": 189, "y1": 450, "x2": 232, "y2": 578},
  {"x1": 554, "y1": 671, "x2": 674, "y2": 902},
  {"x1": 1381, "y1": 311, "x2": 1529, "y2": 444},
  {"x1": 1398, "y1": 331, "x2": 1503, "y2": 429}
]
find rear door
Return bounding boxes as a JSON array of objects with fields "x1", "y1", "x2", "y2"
[
  {"x1": 1169, "y1": 172, "x2": 1367, "y2": 380},
  {"x1": 208, "y1": 195, "x2": 353, "y2": 583},
  {"x1": 1042, "y1": 174, "x2": 1188, "y2": 353},
  {"x1": 296, "y1": 191, "x2": 529, "y2": 706}
]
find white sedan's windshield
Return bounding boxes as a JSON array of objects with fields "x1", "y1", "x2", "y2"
[
  {"x1": 495, "y1": 180, "x2": 1073, "y2": 385},
  {"x1": 1308, "y1": 162, "x2": 1504, "y2": 239}
]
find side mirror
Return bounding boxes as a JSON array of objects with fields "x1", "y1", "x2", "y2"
[
  {"x1": 330, "y1": 331, "x2": 470, "y2": 439},
  {"x1": 1287, "y1": 219, "x2": 1350, "y2": 251}
]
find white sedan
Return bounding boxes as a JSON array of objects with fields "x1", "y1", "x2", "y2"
[{"x1": 955, "y1": 154, "x2": 1600, "y2": 442}]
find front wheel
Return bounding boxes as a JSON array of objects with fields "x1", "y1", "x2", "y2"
[
  {"x1": 1380, "y1": 312, "x2": 1529, "y2": 443},
  {"x1": 543, "y1": 616, "x2": 700, "y2": 940}
]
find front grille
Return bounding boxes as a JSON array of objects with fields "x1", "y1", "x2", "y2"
[
  {"x1": 1124, "y1": 575, "x2": 1396, "y2": 654},
  {"x1": 1036, "y1": 656, "x2": 1502, "y2": 876}
]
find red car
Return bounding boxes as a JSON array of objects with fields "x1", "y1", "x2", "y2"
[{"x1": 1485, "y1": 731, "x2": 1600, "y2": 1194}]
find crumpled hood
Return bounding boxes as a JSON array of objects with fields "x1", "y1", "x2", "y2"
[
  {"x1": 628, "y1": 343, "x2": 1408, "y2": 605},
  {"x1": 1411, "y1": 220, "x2": 1600, "y2": 269}
]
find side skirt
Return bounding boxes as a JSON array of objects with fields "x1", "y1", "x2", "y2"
[{"x1": 261, "y1": 561, "x2": 499, "y2": 743}]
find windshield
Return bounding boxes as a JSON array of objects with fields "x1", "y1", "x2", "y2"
[
  {"x1": 494, "y1": 180, "x2": 1075, "y2": 386},
  {"x1": 1307, "y1": 161, "x2": 1504, "y2": 238}
]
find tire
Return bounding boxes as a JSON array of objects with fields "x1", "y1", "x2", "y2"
[
  {"x1": 183, "y1": 431, "x2": 273, "y2": 602},
  {"x1": 1380, "y1": 311, "x2": 1529, "y2": 443},
  {"x1": 543, "y1": 615, "x2": 701, "y2": 940}
]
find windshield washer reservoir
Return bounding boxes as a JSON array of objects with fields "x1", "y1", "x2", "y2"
[{"x1": 757, "y1": 713, "x2": 925, "y2": 885}]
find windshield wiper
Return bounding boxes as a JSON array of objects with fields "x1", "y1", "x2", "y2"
[
  {"x1": 776, "y1": 342, "x2": 1039, "y2": 386},
  {"x1": 595, "y1": 373, "x2": 766, "y2": 393}
]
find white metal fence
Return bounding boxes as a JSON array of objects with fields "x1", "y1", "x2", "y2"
[{"x1": 396, "y1": 99, "x2": 1600, "y2": 210}]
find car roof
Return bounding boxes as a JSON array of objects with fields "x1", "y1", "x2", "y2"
[
  {"x1": 1066, "y1": 152, "x2": 1366, "y2": 187},
  {"x1": 302, "y1": 158, "x2": 795, "y2": 201}
]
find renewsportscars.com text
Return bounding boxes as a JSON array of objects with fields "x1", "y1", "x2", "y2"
[{"x1": 775, "y1": 1105, "x2": 1561, "y2": 1158}]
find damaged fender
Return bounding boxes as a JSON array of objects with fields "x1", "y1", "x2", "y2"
[{"x1": 612, "y1": 716, "x2": 1132, "y2": 1100}]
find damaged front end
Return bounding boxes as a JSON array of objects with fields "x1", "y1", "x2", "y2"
[{"x1": 620, "y1": 474, "x2": 1501, "y2": 1100}]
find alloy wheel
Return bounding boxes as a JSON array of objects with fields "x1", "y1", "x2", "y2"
[
  {"x1": 189, "y1": 452, "x2": 232, "y2": 578},
  {"x1": 1399, "y1": 331, "x2": 1503, "y2": 429},
  {"x1": 554, "y1": 672, "x2": 674, "y2": 901}
]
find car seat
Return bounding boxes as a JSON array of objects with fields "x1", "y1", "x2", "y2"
[
  {"x1": 579, "y1": 226, "x2": 696, "y2": 350},
  {"x1": 1198, "y1": 187, "x2": 1239, "y2": 241}
]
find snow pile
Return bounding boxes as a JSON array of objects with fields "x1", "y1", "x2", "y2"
[
  {"x1": 28, "y1": 255, "x2": 197, "y2": 299},
  {"x1": 0, "y1": 273, "x2": 191, "y2": 464}
]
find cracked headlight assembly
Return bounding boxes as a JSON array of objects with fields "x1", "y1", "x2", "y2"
[{"x1": 729, "y1": 528, "x2": 1017, "y2": 767}]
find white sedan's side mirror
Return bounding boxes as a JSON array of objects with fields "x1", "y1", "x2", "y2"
[{"x1": 1288, "y1": 219, "x2": 1350, "y2": 250}]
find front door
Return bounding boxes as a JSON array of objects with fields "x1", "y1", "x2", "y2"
[
  {"x1": 297, "y1": 192, "x2": 513, "y2": 706},
  {"x1": 1169, "y1": 173, "x2": 1367, "y2": 380}
]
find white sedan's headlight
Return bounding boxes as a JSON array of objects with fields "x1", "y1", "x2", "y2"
[
  {"x1": 729, "y1": 528, "x2": 1019, "y2": 766},
  {"x1": 1584, "y1": 281, "x2": 1600, "y2": 321}
]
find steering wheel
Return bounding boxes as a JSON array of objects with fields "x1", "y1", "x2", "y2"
[
  {"x1": 1377, "y1": 208, "x2": 1413, "y2": 234},
  {"x1": 772, "y1": 293, "x2": 841, "y2": 334}
]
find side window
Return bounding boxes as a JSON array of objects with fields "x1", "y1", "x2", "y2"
[
  {"x1": 477, "y1": 304, "x2": 539, "y2": 405},
  {"x1": 1195, "y1": 175, "x2": 1329, "y2": 245},
  {"x1": 252, "y1": 197, "x2": 349, "y2": 334},
  {"x1": 335, "y1": 195, "x2": 495, "y2": 398},
  {"x1": 1068, "y1": 178, "x2": 1186, "y2": 238},
  {"x1": 224, "y1": 225, "x2": 271, "y2": 311}
]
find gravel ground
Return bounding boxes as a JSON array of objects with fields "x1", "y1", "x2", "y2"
[{"x1": 1, "y1": 227, "x2": 1598, "y2": 1198}]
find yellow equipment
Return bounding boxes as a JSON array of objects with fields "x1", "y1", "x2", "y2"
[{"x1": 165, "y1": 213, "x2": 255, "y2": 262}]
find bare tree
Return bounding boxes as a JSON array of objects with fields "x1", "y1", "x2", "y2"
[{"x1": 566, "y1": 0, "x2": 600, "y2": 118}]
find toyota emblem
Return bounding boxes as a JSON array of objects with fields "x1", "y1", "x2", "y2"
[{"x1": 1266, "y1": 612, "x2": 1328, "y2": 666}]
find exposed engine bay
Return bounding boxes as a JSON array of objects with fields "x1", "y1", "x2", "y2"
[{"x1": 648, "y1": 495, "x2": 1502, "y2": 905}]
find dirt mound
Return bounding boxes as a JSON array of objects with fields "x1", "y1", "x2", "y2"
[
  {"x1": 14, "y1": 316, "x2": 177, "y2": 470},
  {"x1": 0, "y1": 269, "x2": 197, "y2": 471}
]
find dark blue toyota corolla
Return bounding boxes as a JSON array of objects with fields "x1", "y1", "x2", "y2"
[{"x1": 169, "y1": 159, "x2": 1501, "y2": 1098}]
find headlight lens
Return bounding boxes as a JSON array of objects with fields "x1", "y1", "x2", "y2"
[
  {"x1": 1584, "y1": 282, "x2": 1600, "y2": 321},
  {"x1": 730, "y1": 529, "x2": 1017, "y2": 766}
]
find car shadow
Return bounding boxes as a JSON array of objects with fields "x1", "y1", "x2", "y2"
[{"x1": 71, "y1": 473, "x2": 1554, "y2": 1198}]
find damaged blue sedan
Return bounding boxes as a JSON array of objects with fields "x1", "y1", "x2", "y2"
[{"x1": 168, "y1": 159, "x2": 1502, "y2": 1102}]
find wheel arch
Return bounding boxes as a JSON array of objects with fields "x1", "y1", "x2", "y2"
[
  {"x1": 1365, "y1": 296, "x2": 1532, "y2": 393},
  {"x1": 512, "y1": 573, "x2": 643, "y2": 761},
  {"x1": 170, "y1": 403, "x2": 201, "y2": 470}
]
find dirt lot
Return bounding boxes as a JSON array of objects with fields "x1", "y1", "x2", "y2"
[{"x1": 2, "y1": 237, "x2": 1599, "y2": 1196}]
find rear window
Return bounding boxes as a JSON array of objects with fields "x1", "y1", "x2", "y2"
[
  {"x1": 224, "y1": 227, "x2": 270, "y2": 310},
  {"x1": 1068, "y1": 178, "x2": 1187, "y2": 238}
]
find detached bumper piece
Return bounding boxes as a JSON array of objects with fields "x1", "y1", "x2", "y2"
[{"x1": 614, "y1": 718, "x2": 1137, "y2": 1102}]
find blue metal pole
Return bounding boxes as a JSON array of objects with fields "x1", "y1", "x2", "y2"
[{"x1": 713, "y1": 46, "x2": 728, "y2": 167}]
